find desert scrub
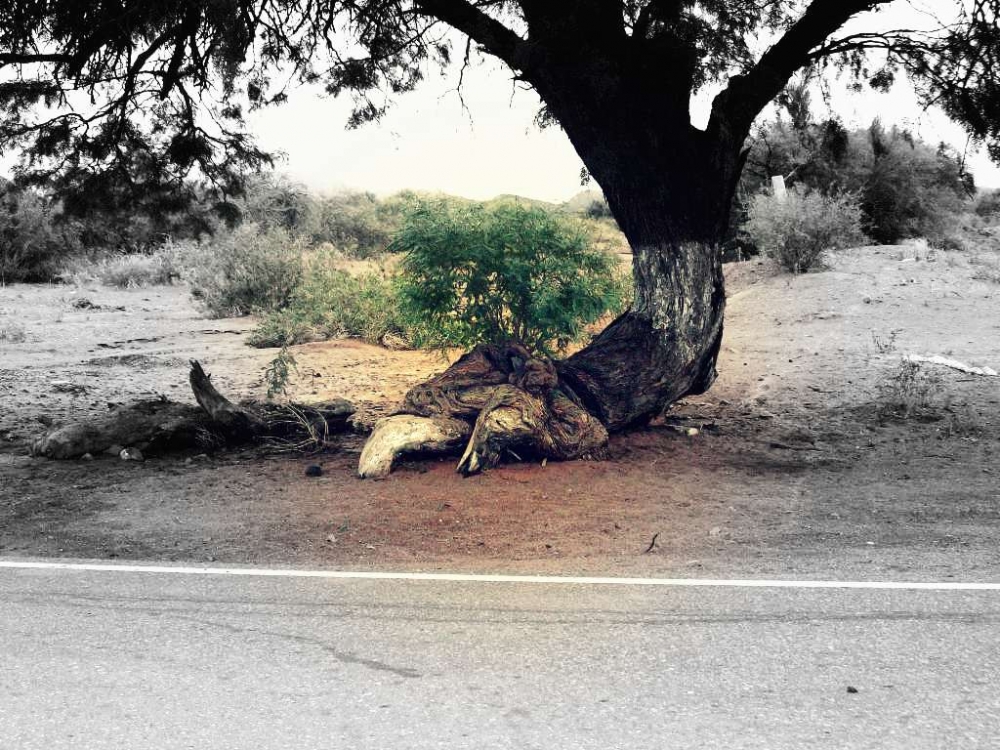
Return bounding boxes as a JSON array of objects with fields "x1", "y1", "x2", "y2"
[
  {"x1": 187, "y1": 224, "x2": 304, "y2": 317},
  {"x1": 0, "y1": 186, "x2": 79, "y2": 283},
  {"x1": 747, "y1": 187, "x2": 866, "y2": 273},
  {"x1": 970, "y1": 252, "x2": 1000, "y2": 284},
  {"x1": 248, "y1": 252, "x2": 414, "y2": 348},
  {"x1": 0, "y1": 322, "x2": 27, "y2": 343},
  {"x1": 392, "y1": 199, "x2": 627, "y2": 354},
  {"x1": 875, "y1": 357, "x2": 946, "y2": 417},
  {"x1": 91, "y1": 252, "x2": 178, "y2": 287}
]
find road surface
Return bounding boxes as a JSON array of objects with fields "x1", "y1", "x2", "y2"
[{"x1": 1, "y1": 562, "x2": 999, "y2": 748}]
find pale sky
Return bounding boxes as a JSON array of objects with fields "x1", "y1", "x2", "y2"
[{"x1": 247, "y1": 5, "x2": 1000, "y2": 201}]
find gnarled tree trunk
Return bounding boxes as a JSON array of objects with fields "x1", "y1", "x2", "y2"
[{"x1": 358, "y1": 122, "x2": 743, "y2": 478}]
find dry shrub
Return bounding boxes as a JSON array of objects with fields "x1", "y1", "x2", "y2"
[{"x1": 747, "y1": 186, "x2": 867, "y2": 273}]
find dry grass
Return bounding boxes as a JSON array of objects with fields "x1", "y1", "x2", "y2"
[
  {"x1": 61, "y1": 252, "x2": 179, "y2": 288},
  {"x1": 969, "y1": 252, "x2": 1000, "y2": 285}
]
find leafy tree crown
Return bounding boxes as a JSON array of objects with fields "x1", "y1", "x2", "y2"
[{"x1": 2, "y1": 1, "x2": 999, "y2": 205}]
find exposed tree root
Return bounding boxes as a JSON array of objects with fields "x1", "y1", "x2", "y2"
[
  {"x1": 32, "y1": 360, "x2": 355, "y2": 459},
  {"x1": 357, "y1": 344, "x2": 608, "y2": 478},
  {"x1": 359, "y1": 415, "x2": 471, "y2": 479}
]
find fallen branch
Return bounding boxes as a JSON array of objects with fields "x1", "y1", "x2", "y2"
[{"x1": 32, "y1": 360, "x2": 355, "y2": 459}]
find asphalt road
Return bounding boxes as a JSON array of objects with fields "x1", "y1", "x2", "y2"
[{"x1": 2, "y1": 563, "x2": 999, "y2": 749}]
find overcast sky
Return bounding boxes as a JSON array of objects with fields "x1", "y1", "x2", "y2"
[{"x1": 247, "y1": 4, "x2": 1000, "y2": 202}]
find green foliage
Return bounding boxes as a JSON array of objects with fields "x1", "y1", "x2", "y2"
[
  {"x1": 747, "y1": 187, "x2": 867, "y2": 274},
  {"x1": 264, "y1": 347, "x2": 298, "y2": 399},
  {"x1": 248, "y1": 251, "x2": 413, "y2": 348},
  {"x1": 187, "y1": 225, "x2": 304, "y2": 317},
  {"x1": 392, "y1": 199, "x2": 626, "y2": 353}
]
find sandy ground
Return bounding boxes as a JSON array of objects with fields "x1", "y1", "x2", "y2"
[{"x1": 1, "y1": 245, "x2": 998, "y2": 578}]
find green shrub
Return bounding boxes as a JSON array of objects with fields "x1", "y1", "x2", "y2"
[
  {"x1": 248, "y1": 251, "x2": 413, "y2": 348},
  {"x1": 747, "y1": 187, "x2": 866, "y2": 273},
  {"x1": 392, "y1": 199, "x2": 626, "y2": 353},
  {"x1": 187, "y1": 224, "x2": 304, "y2": 317}
]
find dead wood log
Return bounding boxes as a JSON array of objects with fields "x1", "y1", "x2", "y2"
[
  {"x1": 357, "y1": 343, "x2": 609, "y2": 478},
  {"x1": 358, "y1": 415, "x2": 471, "y2": 479},
  {"x1": 189, "y1": 360, "x2": 265, "y2": 435},
  {"x1": 31, "y1": 400, "x2": 218, "y2": 459},
  {"x1": 32, "y1": 360, "x2": 355, "y2": 459}
]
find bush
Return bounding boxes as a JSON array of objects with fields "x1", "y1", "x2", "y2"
[
  {"x1": 248, "y1": 251, "x2": 414, "y2": 348},
  {"x1": 94, "y1": 252, "x2": 178, "y2": 287},
  {"x1": 974, "y1": 189, "x2": 1000, "y2": 220},
  {"x1": 0, "y1": 186, "x2": 78, "y2": 283},
  {"x1": 392, "y1": 199, "x2": 626, "y2": 353},
  {"x1": 186, "y1": 224, "x2": 304, "y2": 317},
  {"x1": 310, "y1": 190, "x2": 412, "y2": 258},
  {"x1": 747, "y1": 186, "x2": 866, "y2": 273},
  {"x1": 742, "y1": 116, "x2": 973, "y2": 245}
]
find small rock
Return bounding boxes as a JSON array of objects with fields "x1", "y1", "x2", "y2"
[
  {"x1": 81, "y1": 453, "x2": 94, "y2": 461},
  {"x1": 120, "y1": 447, "x2": 144, "y2": 462},
  {"x1": 105, "y1": 444, "x2": 124, "y2": 456},
  {"x1": 686, "y1": 427, "x2": 700, "y2": 437},
  {"x1": 846, "y1": 686, "x2": 859, "y2": 694},
  {"x1": 709, "y1": 526, "x2": 722, "y2": 537},
  {"x1": 305, "y1": 464, "x2": 323, "y2": 477}
]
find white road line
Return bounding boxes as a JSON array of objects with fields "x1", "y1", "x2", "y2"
[{"x1": 0, "y1": 559, "x2": 998, "y2": 590}]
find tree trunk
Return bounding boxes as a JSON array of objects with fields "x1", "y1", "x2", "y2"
[
  {"x1": 357, "y1": 116, "x2": 744, "y2": 478},
  {"x1": 558, "y1": 239, "x2": 725, "y2": 431}
]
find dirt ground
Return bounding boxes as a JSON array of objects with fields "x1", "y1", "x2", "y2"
[{"x1": 2, "y1": 244, "x2": 998, "y2": 578}]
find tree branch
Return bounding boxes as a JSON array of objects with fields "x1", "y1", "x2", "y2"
[
  {"x1": 633, "y1": 0, "x2": 685, "y2": 39},
  {"x1": 710, "y1": 0, "x2": 891, "y2": 134},
  {"x1": 415, "y1": 0, "x2": 531, "y2": 71},
  {"x1": 0, "y1": 52, "x2": 74, "y2": 66}
]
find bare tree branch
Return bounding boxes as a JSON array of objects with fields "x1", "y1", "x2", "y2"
[
  {"x1": 710, "y1": 0, "x2": 892, "y2": 134},
  {"x1": 415, "y1": 0, "x2": 531, "y2": 71}
]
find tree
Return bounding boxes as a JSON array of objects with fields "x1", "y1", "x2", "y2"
[
  {"x1": 743, "y1": 117, "x2": 974, "y2": 245},
  {"x1": 4, "y1": 1, "x2": 1000, "y2": 474}
]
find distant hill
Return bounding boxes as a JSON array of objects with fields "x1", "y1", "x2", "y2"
[
  {"x1": 561, "y1": 189, "x2": 607, "y2": 215},
  {"x1": 484, "y1": 194, "x2": 559, "y2": 211}
]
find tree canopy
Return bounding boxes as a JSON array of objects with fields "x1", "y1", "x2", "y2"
[{"x1": 2, "y1": 1, "x2": 1000, "y2": 207}]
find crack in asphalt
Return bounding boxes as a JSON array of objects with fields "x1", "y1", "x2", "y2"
[{"x1": 169, "y1": 614, "x2": 423, "y2": 679}]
